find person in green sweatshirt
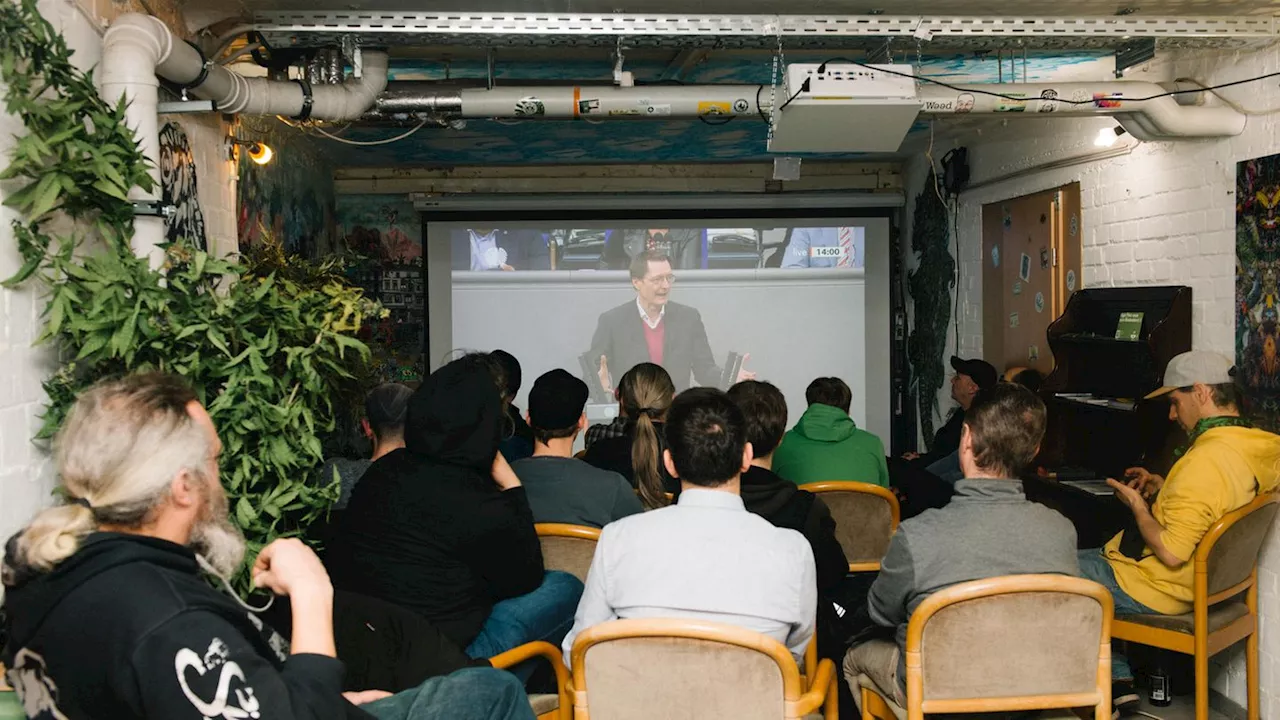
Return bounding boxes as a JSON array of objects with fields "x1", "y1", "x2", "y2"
[{"x1": 772, "y1": 377, "x2": 890, "y2": 487}]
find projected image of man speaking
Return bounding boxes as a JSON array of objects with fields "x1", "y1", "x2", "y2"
[{"x1": 588, "y1": 251, "x2": 756, "y2": 392}]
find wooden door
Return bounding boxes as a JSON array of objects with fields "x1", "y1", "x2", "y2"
[{"x1": 982, "y1": 183, "x2": 1081, "y2": 377}]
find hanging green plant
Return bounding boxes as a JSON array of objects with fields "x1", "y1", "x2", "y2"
[
  {"x1": 907, "y1": 170, "x2": 955, "y2": 447},
  {"x1": 0, "y1": 0, "x2": 383, "y2": 587}
]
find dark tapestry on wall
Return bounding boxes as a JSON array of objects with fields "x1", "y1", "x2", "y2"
[
  {"x1": 1237, "y1": 155, "x2": 1280, "y2": 433},
  {"x1": 908, "y1": 169, "x2": 956, "y2": 447},
  {"x1": 158, "y1": 122, "x2": 207, "y2": 251}
]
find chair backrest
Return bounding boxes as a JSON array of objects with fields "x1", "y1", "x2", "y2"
[
  {"x1": 570, "y1": 618, "x2": 804, "y2": 720},
  {"x1": 535, "y1": 523, "x2": 601, "y2": 583},
  {"x1": 1198, "y1": 492, "x2": 1280, "y2": 599},
  {"x1": 805, "y1": 481, "x2": 900, "y2": 570},
  {"x1": 904, "y1": 575, "x2": 1112, "y2": 717}
]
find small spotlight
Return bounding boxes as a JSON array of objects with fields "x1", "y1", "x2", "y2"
[
  {"x1": 1094, "y1": 126, "x2": 1128, "y2": 148},
  {"x1": 247, "y1": 142, "x2": 274, "y2": 165}
]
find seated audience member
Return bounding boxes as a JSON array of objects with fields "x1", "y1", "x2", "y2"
[
  {"x1": 902, "y1": 356, "x2": 997, "y2": 466},
  {"x1": 582, "y1": 362, "x2": 677, "y2": 508},
  {"x1": 0, "y1": 373, "x2": 535, "y2": 720},
  {"x1": 584, "y1": 414, "x2": 628, "y2": 449},
  {"x1": 773, "y1": 377, "x2": 889, "y2": 487},
  {"x1": 1077, "y1": 351, "x2": 1280, "y2": 712},
  {"x1": 922, "y1": 367, "x2": 1044, "y2": 487},
  {"x1": 327, "y1": 354, "x2": 583, "y2": 659},
  {"x1": 490, "y1": 350, "x2": 535, "y2": 463},
  {"x1": 563, "y1": 388, "x2": 817, "y2": 665},
  {"x1": 511, "y1": 369, "x2": 643, "y2": 528},
  {"x1": 321, "y1": 383, "x2": 412, "y2": 510},
  {"x1": 845, "y1": 382, "x2": 1079, "y2": 707},
  {"x1": 727, "y1": 381, "x2": 852, "y2": 657}
]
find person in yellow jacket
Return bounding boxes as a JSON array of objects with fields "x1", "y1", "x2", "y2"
[{"x1": 1077, "y1": 350, "x2": 1280, "y2": 712}]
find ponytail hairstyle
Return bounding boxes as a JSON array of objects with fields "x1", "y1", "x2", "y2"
[
  {"x1": 618, "y1": 363, "x2": 676, "y2": 510},
  {"x1": 7, "y1": 373, "x2": 210, "y2": 576}
]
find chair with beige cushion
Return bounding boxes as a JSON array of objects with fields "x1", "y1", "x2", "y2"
[
  {"x1": 535, "y1": 523, "x2": 601, "y2": 583},
  {"x1": 805, "y1": 481, "x2": 900, "y2": 572},
  {"x1": 490, "y1": 641, "x2": 571, "y2": 720},
  {"x1": 854, "y1": 574, "x2": 1113, "y2": 720},
  {"x1": 568, "y1": 618, "x2": 837, "y2": 720},
  {"x1": 1110, "y1": 492, "x2": 1280, "y2": 720}
]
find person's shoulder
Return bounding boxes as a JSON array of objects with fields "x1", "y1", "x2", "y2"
[
  {"x1": 601, "y1": 301, "x2": 635, "y2": 320},
  {"x1": 665, "y1": 301, "x2": 701, "y2": 320}
]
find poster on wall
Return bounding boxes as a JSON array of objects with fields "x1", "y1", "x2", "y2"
[
  {"x1": 337, "y1": 195, "x2": 425, "y2": 383},
  {"x1": 1236, "y1": 154, "x2": 1280, "y2": 433}
]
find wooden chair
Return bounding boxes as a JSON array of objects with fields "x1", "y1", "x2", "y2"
[
  {"x1": 535, "y1": 523, "x2": 601, "y2": 583},
  {"x1": 856, "y1": 575, "x2": 1113, "y2": 720},
  {"x1": 805, "y1": 481, "x2": 900, "y2": 572},
  {"x1": 1110, "y1": 492, "x2": 1280, "y2": 720},
  {"x1": 490, "y1": 640, "x2": 572, "y2": 720},
  {"x1": 568, "y1": 618, "x2": 837, "y2": 720}
]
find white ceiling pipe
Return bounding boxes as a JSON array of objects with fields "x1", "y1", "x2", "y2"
[
  {"x1": 457, "y1": 85, "x2": 763, "y2": 118},
  {"x1": 917, "y1": 82, "x2": 1245, "y2": 139},
  {"x1": 99, "y1": 13, "x2": 389, "y2": 262}
]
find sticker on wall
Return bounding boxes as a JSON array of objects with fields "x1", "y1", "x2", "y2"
[
  {"x1": 1028, "y1": 345, "x2": 1040, "y2": 361},
  {"x1": 1002, "y1": 205, "x2": 1012, "y2": 230},
  {"x1": 1012, "y1": 281, "x2": 1023, "y2": 296},
  {"x1": 514, "y1": 97, "x2": 545, "y2": 116},
  {"x1": 158, "y1": 122, "x2": 208, "y2": 252},
  {"x1": 697, "y1": 101, "x2": 731, "y2": 115},
  {"x1": 1069, "y1": 214, "x2": 1079, "y2": 237},
  {"x1": 991, "y1": 245, "x2": 1000, "y2": 268},
  {"x1": 1040, "y1": 247, "x2": 1050, "y2": 269},
  {"x1": 956, "y1": 93, "x2": 975, "y2": 113},
  {"x1": 1066, "y1": 269, "x2": 1077, "y2": 292},
  {"x1": 1010, "y1": 312, "x2": 1020, "y2": 329},
  {"x1": 732, "y1": 98, "x2": 750, "y2": 113},
  {"x1": 1034, "y1": 292, "x2": 1045, "y2": 313},
  {"x1": 1019, "y1": 253, "x2": 1032, "y2": 282}
]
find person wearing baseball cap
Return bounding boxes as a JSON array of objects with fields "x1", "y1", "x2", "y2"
[
  {"x1": 902, "y1": 356, "x2": 998, "y2": 468},
  {"x1": 511, "y1": 369, "x2": 644, "y2": 528},
  {"x1": 1076, "y1": 350, "x2": 1280, "y2": 711}
]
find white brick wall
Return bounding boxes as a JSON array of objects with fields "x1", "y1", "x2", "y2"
[
  {"x1": 0, "y1": 2, "x2": 238, "y2": 547},
  {"x1": 904, "y1": 43, "x2": 1280, "y2": 711}
]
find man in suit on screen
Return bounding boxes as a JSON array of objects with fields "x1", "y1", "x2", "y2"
[{"x1": 587, "y1": 251, "x2": 755, "y2": 393}]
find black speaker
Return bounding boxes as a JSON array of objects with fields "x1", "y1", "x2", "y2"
[{"x1": 941, "y1": 147, "x2": 970, "y2": 199}]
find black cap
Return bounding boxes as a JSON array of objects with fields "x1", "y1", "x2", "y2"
[
  {"x1": 528, "y1": 369, "x2": 590, "y2": 430},
  {"x1": 366, "y1": 383, "x2": 412, "y2": 432},
  {"x1": 950, "y1": 356, "x2": 998, "y2": 390}
]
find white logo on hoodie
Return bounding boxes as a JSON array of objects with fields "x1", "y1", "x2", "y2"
[{"x1": 175, "y1": 638, "x2": 261, "y2": 719}]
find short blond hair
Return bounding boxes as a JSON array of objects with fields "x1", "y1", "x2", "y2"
[{"x1": 11, "y1": 373, "x2": 209, "y2": 571}]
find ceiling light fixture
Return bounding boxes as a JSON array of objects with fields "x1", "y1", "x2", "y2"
[{"x1": 1094, "y1": 126, "x2": 1128, "y2": 148}]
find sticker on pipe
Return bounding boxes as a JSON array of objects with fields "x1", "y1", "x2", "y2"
[
  {"x1": 956, "y1": 93, "x2": 975, "y2": 113},
  {"x1": 923, "y1": 100, "x2": 954, "y2": 112},
  {"x1": 645, "y1": 104, "x2": 672, "y2": 116},
  {"x1": 995, "y1": 94, "x2": 1027, "y2": 113},
  {"x1": 514, "y1": 97, "x2": 545, "y2": 116},
  {"x1": 732, "y1": 98, "x2": 750, "y2": 113},
  {"x1": 578, "y1": 98, "x2": 600, "y2": 115},
  {"x1": 698, "y1": 101, "x2": 731, "y2": 115},
  {"x1": 1037, "y1": 89, "x2": 1059, "y2": 113}
]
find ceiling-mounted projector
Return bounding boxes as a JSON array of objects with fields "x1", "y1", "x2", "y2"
[{"x1": 767, "y1": 63, "x2": 921, "y2": 154}]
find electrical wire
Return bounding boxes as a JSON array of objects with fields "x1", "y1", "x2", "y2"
[
  {"x1": 756, "y1": 84, "x2": 769, "y2": 125},
  {"x1": 312, "y1": 119, "x2": 428, "y2": 146},
  {"x1": 698, "y1": 114, "x2": 736, "y2": 126},
  {"x1": 777, "y1": 80, "x2": 809, "y2": 112},
  {"x1": 812, "y1": 56, "x2": 1280, "y2": 105}
]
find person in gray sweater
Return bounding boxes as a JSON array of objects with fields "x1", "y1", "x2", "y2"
[{"x1": 844, "y1": 382, "x2": 1080, "y2": 706}]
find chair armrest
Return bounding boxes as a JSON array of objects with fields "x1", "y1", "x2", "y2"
[
  {"x1": 490, "y1": 641, "x2": 571, "y2": 720},
  {"x1": 794, "y1": 657, "x2": 837, "y2": 717}
]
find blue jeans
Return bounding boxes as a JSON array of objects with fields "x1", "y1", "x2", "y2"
[
  {"x1": 363, "y1": 667, "x2": 536, "y2": 720},
  {"x1": 1077, "y1": 549, "x2": 1158, "y2": 682},
  {"x1": 465, "y1": 571, "x2": 584, "y2": 660}
]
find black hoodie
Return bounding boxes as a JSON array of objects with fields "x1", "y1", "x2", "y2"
[
  {"x1": 1, "y1": 532, "x2": 367, "y2": 720},
  {"x1": 739, "y1": 465, "x2": 848, "y2": 593},
  {"x1": 325, "y1": 358, "x2": 544, "y2": 650}
]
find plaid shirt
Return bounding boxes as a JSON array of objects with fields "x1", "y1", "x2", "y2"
[{"x1": 584, "y1": 416, "x2": 629, "y2": 448}]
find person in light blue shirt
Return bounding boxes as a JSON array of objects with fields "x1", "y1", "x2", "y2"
[
  {"x1": 781, "y1": 226, "x2": 865, "y2": 268},
  {"x1": 562, "y1": 388, "x2": 816, "y2": 666}
]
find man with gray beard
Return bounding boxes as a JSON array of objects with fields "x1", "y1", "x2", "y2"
[{"x1": 0, "y1": 373, "x2": 534, "y2": 720}]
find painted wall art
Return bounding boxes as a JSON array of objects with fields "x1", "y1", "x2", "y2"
[
  {"x1": 238, "y1": 125, "x2": 337, "y2": 257},
  {"x1": 1237, "y1": 154, "x2": 1280, "y2": 433},
  {"x1": 158, "y1": 122, "x2": 208, "y2": 251},
  {"x1": 337, "y1": 194, "x2": 425, "y2": 383}
]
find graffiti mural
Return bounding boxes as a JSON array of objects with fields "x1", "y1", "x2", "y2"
[
  {"x1": 337, "y1": 195, "x2": 424, "y2": 382},
  {"x1": 908, "y1": 169, "x2": 955, "y2": 446},
  {"x1": 158, "y1": 122, "x2": 208, "y2": 251},
  {"x1": 1236, "y1": 155, "x2": 1280, "y2": 432},
  {"x1": 238, "y1": 126, "x2": 336, "y2": 257}
]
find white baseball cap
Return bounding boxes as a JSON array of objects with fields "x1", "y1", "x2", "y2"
[{"x1": 1144, "y1": 350, "x2": 1236, "y2": 399}]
